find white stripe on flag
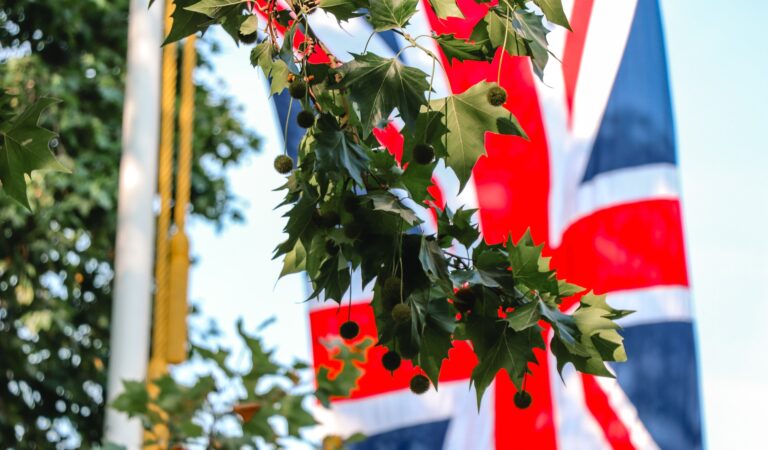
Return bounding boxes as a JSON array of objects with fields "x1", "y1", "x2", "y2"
[
  {"x1": 551, "y1": 364, "x2": 613, "y2": 450},
  {"x1": 543, "y1": 0, "x2": 639, "y2": 247},
  {"x1": 313, "y1": 380, "x2": 494, "y2": 448},
  {"x1": 558, "y1": 162, "x2": 680, "y2": 231},
  {"x1": 608, "y1": 285, "x2": 692, "y2": 327}
]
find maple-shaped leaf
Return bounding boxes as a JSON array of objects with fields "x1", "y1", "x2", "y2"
[
  {"x1": 427, "y1": 0, "x2": 464, "y2": 19},
  {"x1": 237, "y1": 319, "x2": 282, "y2": 379},
  {"x1": 279, "y1": 395, "x2": 316, "y2": 437},
  {"x1": 251, "y1": 41, "x2": 292, "y2": 95},
  {"x1": 163, "y1": 0, "x2": 220, "y2": 45},
  {"x1": 312, "y1": 114, "x2": 370, "y2": 186},
  {"x1": 369, "y1": 0, "x2": 419, "y2": 31},
  {"x1": 466, "y1": 314, "x2": 544, "y2": 406},
  {"x1": 0, "y1": 97, "x2": 66, "y2": 210},
  {"x1": 315, "y1": 337, "x2": 374, "y2": 407},
  {"x1": 550, "y1": 292, "x2": 631, "y2": 378},
  {"x1": 338, "y1": 53, "x2": 429, "y2": 136},
  {"x1": 430, "y1": 82, "x2": 524, "y2": 190},
  {"x1": 473, "y1": 6, "x2": 552, "y2": 79},
  {"x1": 507, "y1": 229, "x2": 559, "y2": 296},
  {"x1": 273, "y1": 194, "x2": 317, "y2": 258},
  {"x1": 435, "y1": 33, "x2": 490, "y2": 62}
]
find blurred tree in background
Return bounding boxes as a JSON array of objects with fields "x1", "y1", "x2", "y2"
[{"x1": 0, "y1": 1, "x2": 260, "y2": 447}]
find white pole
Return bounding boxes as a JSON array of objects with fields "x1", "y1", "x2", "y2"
[{"x1": 104, "y1": 0, "x2": 163, "y2": 447}]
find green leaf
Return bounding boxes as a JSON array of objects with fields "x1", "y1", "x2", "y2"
[
  {"x1": 0, "y1": 97, "x2": 65, "y2": 210},
  {"x1": 402, "y1": 109, "x2": 447, "y2": 163},
  {"x1": 369, "y1": 0, "x2": 419, "y2": 31},
  {"x1": 548, "y1": 292, "x2": 631, "y2": 378},
  {"x1": 427, "y1": 0, "x2": 464, "y2": 19},
  {"x1": 416, "y1": 293, "x2": 456, "y2": 388},
  {"x1": 399, "y1": 159, "x2": 436, "y2": 204},
  {"x1": 111, "y1": 380, "x2": 150, "y2": 417},
  {"x1": 163, "y1": 0, "x2": 216, "y2": 45},
  {"x1": 435, "y1": 34, "x2": 489, "y2": 62},
  {"x1": 532, "y1": 0, "x2": 571, "y2": 30},
  {"x1": 316, "y1": 337, "x2": 374, "y2": 407},
  {"x1": 279, "y1": 239, "x2": 306, "y2": 278},
  {"x1": 184, "y1": 0, "x2": 246, "y2": 18},
  {"x1": 237, "y1": 319, "x2": 282, "y2": 379},
  {"x1": 280, "y1": 395, "x2": 317, "y2": 436},
  {"x1": 274, "y1": 193, "x2": 317, "y2": 258},
  {"x1": 430, "y1": 82, "x2": 525, "y2": 190},
  {"x1": 367, "y1": 191, "x2": 421, "y2": 226},
  {"x1": 239, "y1": 15, "x2": 259, "y2": 35},
  {"x1": 507, "y1": 229, "x2": 559, "y2": 296},
  {"x1": 338, "y1": 53, "x2": 429, "y2": 136},
  {"x1": 467, "y1": 317, "x2": 543, "y2": 406},
  {"x1": 308, "y1": 253, "x2": 351, "y2": 302},
  {"x1": 318, "y1": 0, "x2": 368, "y2": 21},
  {"x1": 250, "y1": 42, "x2": 292, "y2": 95},
  {"x1": 472, "y1": 6, "x2": 553, "y2": 79},
  {"x1": 419, "y1": 236, "x2": 450, "y2": 281},
  {"x1": 312, "y1": 114, "x2": 370, "y2": 186},
  {"x1": 504, "y1": 301, "x2": 540, "y2": 331}
]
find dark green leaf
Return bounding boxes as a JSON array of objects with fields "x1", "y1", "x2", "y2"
[
  {"x1": 0, "y1": 97, "x2": 65, "y2": 210},
  {"x1": 338, "y1": 53, "x2": 429, "y2": 136},
  {"x1": 505, "y1": 301, "x2": 540, "y2": 331},
  {"x1": 369, "y1": 0, "x2": 419, "y2": 31}
]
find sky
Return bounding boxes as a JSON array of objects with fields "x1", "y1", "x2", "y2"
[{"x1": 188, "y1": 1, "x2": 768, "y2": 448}]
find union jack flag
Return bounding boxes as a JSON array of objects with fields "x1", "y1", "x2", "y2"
[{"x1": 262, "y1": 0, "x2": 703, "y2": 448}]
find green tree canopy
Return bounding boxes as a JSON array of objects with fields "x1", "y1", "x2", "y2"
[{"x1": 0, "y1": 1, "x2": 259, "y2": 447}]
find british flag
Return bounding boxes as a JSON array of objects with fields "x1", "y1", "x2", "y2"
[{"x1": 262, "y1": 0, "x2": 703, "y2": 448}]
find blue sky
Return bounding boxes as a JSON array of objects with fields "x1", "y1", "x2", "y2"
[{"x1": 188, "y1": 2, "x2": 768, "y2": 448}]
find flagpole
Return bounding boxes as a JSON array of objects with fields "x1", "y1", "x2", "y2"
[{"x1": 104, "y1": 0, "x2": 164, "y2": 447}]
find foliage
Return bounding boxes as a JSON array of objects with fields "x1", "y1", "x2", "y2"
[
  {"x1": 109, "y1": 319, "x2": 364, "y2": 449},
  {"x1": 166, "y1": 0, "x2": 629, "y2": 407},
  {"x1": 0, "y1": 1, "x2": 259, "y2": 447},
  {"x1": 0, "y1": 94, "x2": 66, "y2": 209}
]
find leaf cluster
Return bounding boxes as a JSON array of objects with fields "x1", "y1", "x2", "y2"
[
  {"x1": 164, "y1": 0, "x2": 630, "y2": 406},
  {"x1": 110, "y1": 318, "x2": 362, "y2": 449}
]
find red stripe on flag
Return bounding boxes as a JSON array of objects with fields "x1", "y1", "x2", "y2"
[
  {"x1": 309, "y1": 303, "x2": 476, "y2": 402},
  {"x1": 494, "y1": 348, "x2": 558, "y2": 450},
  {"x1": 562, "y1": 0, "x2": 596, "y2": 121},
  {"x1": 425, "y1": 0, "x2": 558, "y2": 443},
  {"x1": 440, "y1": 53, "x2": 557, "y2": 447},
  {"x1": 552, "y1": 199, "x2": 689, "y2": 295},
  {"x1": 581, "y1": 375, "x2": 637, "y2": 450}
]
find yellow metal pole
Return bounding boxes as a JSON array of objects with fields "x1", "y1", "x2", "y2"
[{"x1": 167, "y1": 34, "x2": 197, "y2": 364}]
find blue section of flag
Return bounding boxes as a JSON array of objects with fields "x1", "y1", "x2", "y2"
[
  {"x1": 378, "y1": 30, "x2": 403, "y2": 58},
  {"x1": 273, "y1": 90, "x2": 301, "y2": 161},
  {"x1": 614, "y1": 321, "x2": 703, "y2": 450},
  {"x1": 582, "y1": 0, "x2": 676, "y2": 183},
  {"x1": 348, "y1": 419, "x2": 450, "y2": 450}
]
